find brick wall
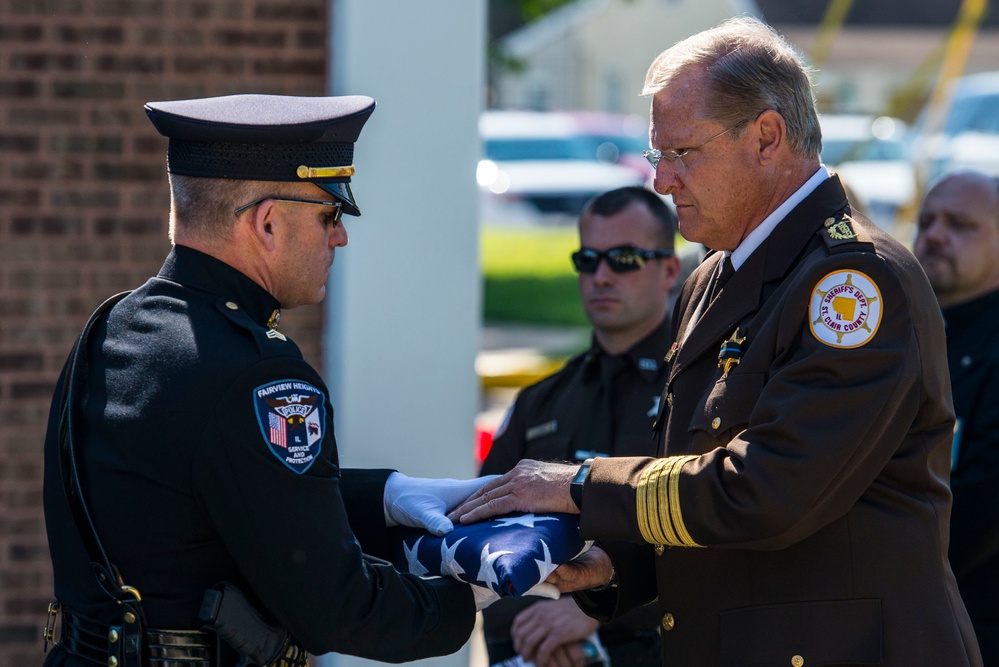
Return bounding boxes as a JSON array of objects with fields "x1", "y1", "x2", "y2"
[{"x1": 0, "y1": 1, "x2": 328, "y2": 662}]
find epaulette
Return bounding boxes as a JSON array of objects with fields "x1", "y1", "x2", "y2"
[
  {"x1": 214, "y1": 298, "x2": 298, "y2": 358},
  {"x1": 818, "y1": 213, "x2": 875, "y2": 254}
]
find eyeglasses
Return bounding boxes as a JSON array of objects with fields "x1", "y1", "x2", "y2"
[
  {"x1": 643, "y1": 126, "x2": 735, "y2": 169},
  {"x1": 233, "y1": 196, "x2": 343, "y2": 226},
  {"x1": 571, "y1": 246, "x2": 674, "y2": 274}
]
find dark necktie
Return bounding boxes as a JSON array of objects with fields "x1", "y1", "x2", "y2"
[
  {"x1": 708, "y1": 256, "x2": 735, "y2": 303},
  {"x1": 587, "y1": 353, "x2": 629, "y2": 459}
]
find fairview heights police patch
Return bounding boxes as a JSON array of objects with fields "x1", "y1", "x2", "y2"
[{"x1": 253, "y1": 379, "x2": 324, "y2": 474}]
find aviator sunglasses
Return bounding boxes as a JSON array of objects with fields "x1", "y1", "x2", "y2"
[{"x1": 571, "y1": 246, "x2": 673, "y2": 274}]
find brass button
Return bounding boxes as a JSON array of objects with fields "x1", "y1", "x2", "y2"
[
  {"x1": 667, "y1": 392, "x2": 674, "y2": 407},
  {"x1": 225, "y1": 301, "x2": 239, "y2": 310},
  {"x1": 108, "y1": 658, "x2": 119, "y2": 667},
  {"x1": 123, "y1": 611, "x2": 136, "y2": 624},
  {"x1": 654, "y1": 544, "x2": 665, "y2": 555},
  {"x1": 791, "y1": 655, "x2": 804, "y2": 667},
  {"x1": 711, "y1": 417, "x2": 721, "y2": 430},
  {"x1": 661, "y1": 612, "x2": 675, "y2": 631},
  {"x1": 823, "y1": 217, "x2": 835, "y2": 226},
  {"x1": 108, "y1": 628, "x2": 119, "y2": 643}
]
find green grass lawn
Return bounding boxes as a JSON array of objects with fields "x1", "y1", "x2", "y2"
[{"x1": 480, "y1": 225, "x2": 587, "y2": 326}]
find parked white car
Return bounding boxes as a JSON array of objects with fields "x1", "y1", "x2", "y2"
[
  {"x1": 478, "y1": 110, "x2": 651, "y2": 222},
  {"x1": 819, "y1": 113, "x2": 916, "y2": 231},
  {"x1": 911, "y1": 71, "x2": 999, "y2": 185}
]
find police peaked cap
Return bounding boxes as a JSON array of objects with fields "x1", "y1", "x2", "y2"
[{"x1": 145, "y1": 94, "x2": 376, "y2": 217}]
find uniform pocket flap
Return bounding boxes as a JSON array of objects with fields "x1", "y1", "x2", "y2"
[{"x1": 690, "y1": 372, "x2": 765, "y2": 435}]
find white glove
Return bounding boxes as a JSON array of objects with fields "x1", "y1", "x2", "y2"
[{"x1": 384, "y1": 473, "x2": 499, "y2": 536}]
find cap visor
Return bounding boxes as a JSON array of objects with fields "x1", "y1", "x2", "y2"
[{"x1": 316, "y1": 182, "x2": 360, "y2": 217}]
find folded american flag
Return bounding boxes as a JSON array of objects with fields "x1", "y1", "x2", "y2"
[{"x1": 393, "y1": 513, "x2": 588, "y2": 597}]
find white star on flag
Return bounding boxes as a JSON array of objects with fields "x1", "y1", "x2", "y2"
[
  {"x1": 404, "y1": 536, "x2": 429, "y2": 576},
  {"x1": 392, "y1": 512, "x2": 586, "y2": 598},
  {"x1": 534, "y1": 540, "x2": 558, "y2": 582},
  {"x1": 441, "y1": 536, "x2": 467, "y2": 578},
  {"x1": 494, "y1": 513, "x2": 558, "y2": 529},
  {"x1": 477, "y1": 543, "x2": 513, "y2": 591}
]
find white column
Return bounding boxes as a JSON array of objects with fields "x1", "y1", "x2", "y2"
[{"x1": 320, "y1": 2, "x2": 486, "y2": 667}]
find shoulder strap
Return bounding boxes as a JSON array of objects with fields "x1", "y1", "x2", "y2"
[
  {"x1": 57, "y1": 291, "x2": 139, "y2": 604},
  {"x1": 818, "y1": 212, "x2": 876, "y2": 254}
]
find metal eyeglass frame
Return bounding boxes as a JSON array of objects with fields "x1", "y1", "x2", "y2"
[
  {"x1": 643, "y1": 126, "x2": 735, "y2": 170},
  {"x1": 233, "y1": 196, "x2": 343, "y2": 225}
]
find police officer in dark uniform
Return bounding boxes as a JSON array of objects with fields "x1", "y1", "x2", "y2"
[
  {"x1": 480, "y1": 187, "x2": 680, "y2": 667},
  {"x1": 914, "y1": 169, "x2": 999, "y2": 665},
  {"x1": 41, "y1": 94, "x2": 495, "y2": 667}
]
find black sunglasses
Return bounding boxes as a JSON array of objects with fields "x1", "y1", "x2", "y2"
[
  {"x1": 571, "y1": 246, "x2": 674, "y2": 274},
  {"x1": 233, "y1": 196, "x2": 343, "y2": 226}
]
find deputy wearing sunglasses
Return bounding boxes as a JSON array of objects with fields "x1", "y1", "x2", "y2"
[{"x1": 480, "y1": 186, "x2": 680, "y2": 667}]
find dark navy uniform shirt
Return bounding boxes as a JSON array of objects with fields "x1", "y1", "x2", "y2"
[
  {"x1": 42, "y1": 245, "x2": 474, "y2": 665},
  {"x1": 945, "y1": 287, "x2": 999, "y2": 664}
]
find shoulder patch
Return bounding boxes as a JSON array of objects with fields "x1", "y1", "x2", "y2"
[
  {"x1": 808, "y1": 270, "x2": 882, "y2": 349},
  {"x1": 253, "y1": 379, "x2": 325, "y2": 474}
]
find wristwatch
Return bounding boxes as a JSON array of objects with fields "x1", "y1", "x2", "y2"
[{"x1": 570, "y1": 458, "x2": 594, "y2": 510}]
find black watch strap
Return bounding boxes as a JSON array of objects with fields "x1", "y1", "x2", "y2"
[{"x1": 570, "y1": 458, "x2": 594, "y2": 510}]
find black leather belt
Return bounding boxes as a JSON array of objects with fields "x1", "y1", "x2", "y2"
[
  {"x1": 57, "y1": 607, "x2": 309, "y2": 667},
  {"x1": 60, "y1": 607, "x2": 215, "y2": 666}
]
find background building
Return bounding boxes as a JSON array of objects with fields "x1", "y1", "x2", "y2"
[
  {"x1": 491, "y1": 0, "x2": 999, "y2": 121},
  {"x1": 489, "y1": 0, "x2": 760, "y2": 115}
]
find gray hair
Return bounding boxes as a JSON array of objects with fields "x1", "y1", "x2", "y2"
[
  {"x1": 642, "y1": 16, "x2": 821, "y2": 159},
  {"x1": 168, "y1": 175, "x2": 293, "y2": 245}
]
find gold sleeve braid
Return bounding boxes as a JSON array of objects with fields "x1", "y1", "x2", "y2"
[{"x1": 636, "y1": 455, "x2": 702, "y2": 548}]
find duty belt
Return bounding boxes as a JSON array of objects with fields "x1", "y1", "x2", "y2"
[
  {"x1": 53, "y1": 606, "x2": 309, "y2": 667},
  {"x1": 58, "y1": 606, "x2": 213, "y2": 666}
]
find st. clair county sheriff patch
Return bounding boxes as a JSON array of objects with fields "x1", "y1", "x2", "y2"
[
  {"x1": 253, "y1": 379, "x2": 324, "y2": 474},
  {"x1": 809, "y1": 270, "x2": 883, "y2": 348}
]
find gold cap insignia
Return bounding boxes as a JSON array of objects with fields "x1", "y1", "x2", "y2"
[{"x1": 297, "y1": 165, "x2": 355, "y2": 179}]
